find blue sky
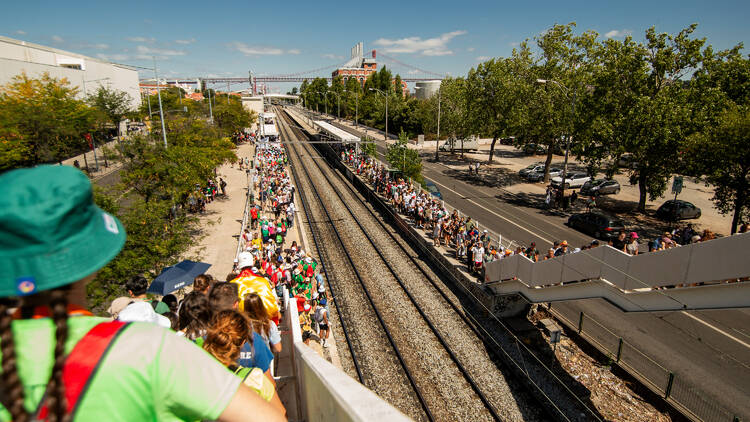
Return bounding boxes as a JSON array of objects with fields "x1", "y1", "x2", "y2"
[{"x1": 2, "y1": 0, "x2": 748, "y2": 92}]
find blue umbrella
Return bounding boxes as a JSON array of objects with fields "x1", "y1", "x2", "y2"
[{"x1": 147, "y1": 260, "x2": 212, "y2": 295}]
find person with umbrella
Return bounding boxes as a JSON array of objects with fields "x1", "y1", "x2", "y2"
[{"x1": 0, "y1": 166, "x2": 284, "y2": 422}]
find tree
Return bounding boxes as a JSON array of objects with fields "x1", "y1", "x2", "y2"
[
  {"x1": 0, "y1": 72, "x2": 96, "y2": 167},
  {"x1": 212, "y1": 96, "x2": 256, "y2": 134},
  {"x1": 466, "y1": 47, "x2": 531, "y2": 164},
  {"x1": 619, "y1": 25, "x2": 704, "y2": 211},
  {"x1": 691, "y1": 105, "x2": 750, "y2": 233},
  {"x1": 361, "y1": 136, "x2": 377, "y2": 158},
  {"x1": 87, "y1": 85, "x2": 133, "y2": 132},
  {"x1": 436, "y1": 77, "x2": 471, "y2": 154},
  {"x1": 386, "y1": 129, "x2": 423, "y2": 184},
  {"x1": 689, "y1": 47, "x2": 750, "y2": 233}
]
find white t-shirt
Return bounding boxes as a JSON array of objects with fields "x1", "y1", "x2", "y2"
[{"x1": 472, "y1": 246, "x2": 485, "y2": 263}]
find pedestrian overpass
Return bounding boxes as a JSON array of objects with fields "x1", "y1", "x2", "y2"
[{"x1": 484, "y1": 232, "x2": 750, "y2": 312}]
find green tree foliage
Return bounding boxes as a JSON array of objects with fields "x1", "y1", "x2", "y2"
[
  {"x1": 361, "y1": 136, "x2": 377, "y2": 158},
  {"x1": 467, "y1": 47, "x2": 531, "y2": 163},
  {"x1": 86, "y1": 85, "x2": 134, "y2": 136},
  {"x1": 386, "y1": 129, "x2": 423, "y2": 184},
  {"x1": 689, "y1": 48, "x2": 750, "y2": 233},
  {"x1": 691, "y1": 105, "x2": 750, "y2": 233},
  {"x1": 212, "y1": 96, "x2": 256, "y2": 134},
  {"x1": 0, "y1": 72, "x2": 96, "y2": 168}
]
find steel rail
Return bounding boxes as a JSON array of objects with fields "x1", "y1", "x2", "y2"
[
  {"x1": 278, "y1": 108, "x2": 436, "y2": 422},
  {"x1": 281, "y1": 107, "x2": 503, "y2": 422},
  {"x1": 276, "y1": 113, "x2": 365, "y2": 384}
]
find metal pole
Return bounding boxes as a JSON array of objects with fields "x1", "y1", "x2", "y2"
[
  {"x1": 435, "y1": 85, "x2": 441, "y2": 162},
  {"x1": 154, "y1": 57, "x2": 168, "y2": 148},
  {"x1": 208, "y1": 85, "x2": 214, "y2": 124},
  {"x1": 227, "y1": 81, "x2": 230, "y2": 105},
  {"x1": 384, "y1": 93, "x2": 389, "y2": 142},
  {"x1": 560, "y1": 92, "x2": 575, "y2": 208}
]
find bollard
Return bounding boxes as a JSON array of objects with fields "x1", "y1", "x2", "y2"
[
  {"x1": 616, "y1": 338, "x2": 623, "y2": 362},
  {"x1": 578, "y1": 312, "x2": 584, "y2": 334},
  {"x1": 664, "y1": 372, "x2": 675, "y2": 399}
]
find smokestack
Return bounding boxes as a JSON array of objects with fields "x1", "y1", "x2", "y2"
[{"x1": 372, "y1": 50, "x2": 376, "y2": 59}]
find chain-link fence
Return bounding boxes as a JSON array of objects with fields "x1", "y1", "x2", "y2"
[{"x1": 669, "y1": 374, "x2": 742, "y2": 422}]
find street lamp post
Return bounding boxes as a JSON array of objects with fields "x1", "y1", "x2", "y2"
[
  {"x1": 536, "y1": 79, "x2": 576, "y2": 207},
  {"x1": 435, "y1": 84, "x2": 441, "y2": 162},
  {"x1": 326, "y1": 91, "x2": 341, "y2": 119},
  {"x1": 81, "y1": 77, "x2": 110, "y2": 170},
  {"x1": 369, "y1": 88, "x2": 388, "y2": 142},
  {"x1": 153, "y1": 57, "x2": 168, "y2": 148}
]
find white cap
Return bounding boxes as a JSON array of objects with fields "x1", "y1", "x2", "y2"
[
  {"x1": 118, "y1": 302, "x2": 171, "y2": 328},
  {"x1": 237, "y1": 251, "x2": 254, "y2": 269},
  {"x1": 305, "y1": 257, "x2": 312, "y2": 263}
]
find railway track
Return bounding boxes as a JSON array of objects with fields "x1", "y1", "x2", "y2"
[{"x1": 277, "y1": 107, "x2": 544, "y2": 421}]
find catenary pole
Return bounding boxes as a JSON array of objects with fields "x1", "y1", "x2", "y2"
[{"x1": 154, "y1": 57, "x2": 168, "y2": 148}]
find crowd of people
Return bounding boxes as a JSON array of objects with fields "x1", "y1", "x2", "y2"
[
  {"x1": 337, "y1": 145, "x2": 747, "y2": 281},
  {"x1": 1, "y1": 165, "x2": 286, "y2": 421}
]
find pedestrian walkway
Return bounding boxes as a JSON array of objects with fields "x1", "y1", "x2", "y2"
[{"x1": 187, "y1": 142, "x2": 256, "y2": 279}]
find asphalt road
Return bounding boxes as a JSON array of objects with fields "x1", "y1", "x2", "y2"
[{"x1": 319, "y1": 113, "x2": 750, "y2": 420}]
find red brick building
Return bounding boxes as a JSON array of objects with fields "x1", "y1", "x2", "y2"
[{"x1": 332, "y1": 43, "x2": 408, "y2": 97}]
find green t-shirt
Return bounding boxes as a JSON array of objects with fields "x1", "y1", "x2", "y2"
[{"x1": 1, "y1": 317, "x2": 241, "y2": 421}]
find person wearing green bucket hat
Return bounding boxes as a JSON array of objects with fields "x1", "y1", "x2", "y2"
[{"x1": 0, "y1": 166, "x2": 284, "y2": 422}]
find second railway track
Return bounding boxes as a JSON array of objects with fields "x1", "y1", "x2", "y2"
[{"x1": 277, "y1": 107, "x2": 545, "y2": 422}]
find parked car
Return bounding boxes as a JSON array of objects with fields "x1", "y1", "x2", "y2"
[
  {"x1": 655, "y1": 200, "x2": 701, "y2": 221},
  {"x1": 499, "y1": 136, "x2": 516, "y2": 145},
  {"x1": 551, "y1": 172, "x2": 591, "y2": 189},
  {"x1": 439, "y1": 136, "x2": 479, "y2": 152},
  {"x1": 580, "y1": 179, "x2": 621, "y2": 196},
  {"x1": 519, "y1": 163, "x2": 545, "y2": 178},
  {"x1": 523, "y1": 143, "x2": 547, "y2": 155},
  {"x1": 424, "y1": 180, "x2": 442, "y2": 199},
  {"x1": 567, "y1": 211, "x2": 626, "y2": 239},
  {"x1": 527, "y1": 167, "x2": 562, "y2": 182},
  {"x1": 617, "y1": 153, "x2": 639, "y2": 169}
]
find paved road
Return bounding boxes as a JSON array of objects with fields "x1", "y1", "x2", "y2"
[{"x1": 312, "y1": 111, "x2": 750, "y2": 420}]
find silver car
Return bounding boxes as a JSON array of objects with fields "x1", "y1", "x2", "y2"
[
  {"x1": 551, "y1": 172, "x2": 591, "y2": 188},
  {"x1": 527, "y1": 167, "x2": 562, "y2": 182}
]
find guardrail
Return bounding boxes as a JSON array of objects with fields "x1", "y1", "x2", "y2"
[{"x1": 550, "y1": 304, "x2": 742, "y2": 422}]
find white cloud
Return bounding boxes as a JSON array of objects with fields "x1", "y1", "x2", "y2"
[
  {"x1": 509, "y1": 41, "x2": 520, "y2": 48},
  {"x1": 322, "y1": 53, "x2": 344, "y2": 60},
  {"x1": 175, "y1": 38, "x2": 196, "y2": 45},
  {"x1": 373, "y1": 30, "x2": 466, "y2": 56},
  {"x1": 51, "y1": 35, "x2": 64, "y2": 43},
  {"x1": 15, "y1": 30, "x2": 26, "y2": 35},
  {"x1": 127, "y1": 36, "x2": 156, "y2": 43},
  {"x1": 136, "y1": 45, "x2": 186, "y2": 56},
  {"x1": 605, "y1": 29, "x2": 632, "y2": 39},
  {"x1": 228, "y1": 42, "x2": 299, "y2": 56},
  {"x1": 407, "y1": 69, "x2": 420, "y2": 75},
  {"x1": 97, "y1": 53, "x2": 130, "y2": 61},
  {"x1": 476, "y1": 56, "x2": 491, "y2": 61},
  {"x1": 467, "y1": 47, "x2": 475, "y2": 52}
]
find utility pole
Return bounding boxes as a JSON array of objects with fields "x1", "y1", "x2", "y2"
[
  {"x1": 208, "y1": 85, "x2": 214, "y2": 124},
  {"x1": 435, "y1": 84, "x2": 441, "y2": 162},
  {"x1": 154, "y1": 57, "x2": 168, "y2": 148}
]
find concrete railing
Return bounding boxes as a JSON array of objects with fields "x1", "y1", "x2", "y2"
[
  {"x1": 484, "y1": 233, "x2": 750, "y2": 311},
  {"x1": 282, "y1": 283, "x2": 410, "y2": 422}
]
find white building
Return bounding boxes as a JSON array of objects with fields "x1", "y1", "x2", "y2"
[{"x1": 0, "y1": 36, "x2": 141, "y2": 109}]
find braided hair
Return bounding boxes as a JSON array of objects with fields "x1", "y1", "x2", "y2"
[{"x1": 0, "y1": 289, "x2": 70, "y2": 422}]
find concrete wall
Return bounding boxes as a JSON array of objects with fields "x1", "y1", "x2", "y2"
[
  {"x1": 241, "y1": 96, "x2": 264, "y2": 132},
  {"x1": 0, "y1": 36, "x2": 141, "y2": 109},
  {"x1": 282, "y1": 287, "x2": 410, "y2": 422}
]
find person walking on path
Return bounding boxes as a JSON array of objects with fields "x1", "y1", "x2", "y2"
[{"x1": 0, "y1": 166, "x2": 283, "y2": 422}]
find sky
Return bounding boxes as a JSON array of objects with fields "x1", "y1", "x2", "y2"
[{"x1": 2, "y1": 0, "x2": 749, "y2": 93}]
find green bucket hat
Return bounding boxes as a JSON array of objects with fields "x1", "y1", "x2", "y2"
[{"x1": 0, "y1": 165, "x2": 126, "y2": 297}]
